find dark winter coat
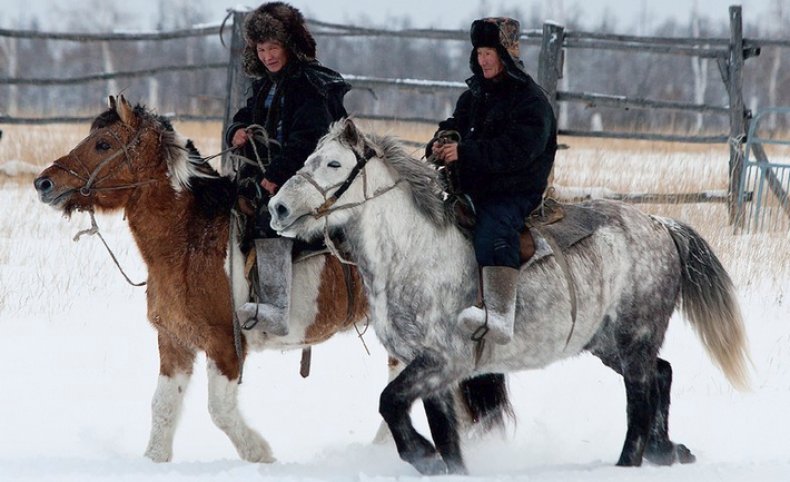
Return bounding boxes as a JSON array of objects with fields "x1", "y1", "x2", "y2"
[
  {"x1": 225, "y1": 61, "x2": 350, "y2": 189},
  {"x1": 434, "y1": 49, "x2": 557, "y2": 201}
]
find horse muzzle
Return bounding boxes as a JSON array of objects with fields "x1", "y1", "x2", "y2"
[
  {"x1": 33, "y1": 174, "x2": 74, "y2": 208},
  {"x1": 268, "y1": 199, "x2": 294, "y2": 234}
]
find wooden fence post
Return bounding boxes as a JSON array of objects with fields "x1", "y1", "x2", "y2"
[
  {"x1": 6, "y1": 37, "x2": 18, "y2": 115},
  {"x1": 538, "y1": 21, "x2": 565, "y2": 191},
  {"x1": 222, "y1": 10, "x2": 252, "y2": 175},
  {"x1": 538, "y1": 21, "x2": 564, "y2": 118},
  {"x1": 726, "y1": 5, "x2": 747, "y2": 224}
]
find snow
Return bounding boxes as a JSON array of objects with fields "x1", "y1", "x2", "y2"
[
  {"x1": 0, "y1": 160, "x2": 40, "y2": 177},
  {"x1": 1, "y1": 182, "x2": 789, "y2": 481}
]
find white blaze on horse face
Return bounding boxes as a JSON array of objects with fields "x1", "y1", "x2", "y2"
[{"x1": 144, "y1": 373, "x2": 191, "y2": 462}]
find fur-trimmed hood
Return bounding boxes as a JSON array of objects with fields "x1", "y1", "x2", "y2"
[{"x1": 242, "y1": 2, "x2": 317, "y2": 78}]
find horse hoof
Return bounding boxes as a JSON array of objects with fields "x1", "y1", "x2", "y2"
[
  {"x1": 676, "y1": 444, "x2": 696, "y2": 464},
  {"x1": 644, "y1": 442, "x2": 696, "y2": 466},
  {"x1": 238, "y1": 434, "x2": 277, "y2": 463},
  {"x1": 144, "y1": 447, "x2": 172, "y2": 463},
  {"x1": 446, "y1": 460, "x2": 469, "y2": 475},
  {"x1": 615, "y1": 453, "x2": 642, "y2": 467},
  {"x1": 411, "y1": 456, "x2": 448, "y2": 475}
]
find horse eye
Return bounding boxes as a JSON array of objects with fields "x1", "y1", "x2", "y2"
[
  {"x1": 327, "y1": 160, "x2": 341, "y2": 168},
  {"x1": 96, "y1": 140, "x2": 111, "y2": 151}
]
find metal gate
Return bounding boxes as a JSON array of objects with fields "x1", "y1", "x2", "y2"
[{"x1": 736, "y1": 107, "x2": 790, "y2": 232}]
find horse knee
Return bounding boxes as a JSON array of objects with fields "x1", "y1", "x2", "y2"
[{"x1": 379, "y1": 389, "x2": 399, "y2": 423}]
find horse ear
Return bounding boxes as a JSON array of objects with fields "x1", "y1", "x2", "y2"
[
  {"x1": 116, "y1": 94, "x2": 136, "y2": 126},
  {"x1": 107, "y1": 95, "x2": 116, "y2": 110},
  {"x1": 342, "y1": 118, "x2": 361, "y2": 147}
]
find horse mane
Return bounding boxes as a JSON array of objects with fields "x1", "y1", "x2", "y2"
[
  {"x1": 324, "y1": 121, "x2": 454, "y2": 228},
  {"x1": 90, "y1": 105, "x2": 234, "y2": 217}
]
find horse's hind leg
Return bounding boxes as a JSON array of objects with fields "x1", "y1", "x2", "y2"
[
  {"x1": 379, "y1": 350, "x2": 464, "y2": 475},
  {"x1": 145, "y1": 333, "x2": 196, "y2": 462},
  {"x1": 206, "y1": 342, "x2": 275, "y2": 463},
  {"x1": 594, "y1": 341, "x2": 658, "y2": 467},
  {"x1": 644, "y1": 358, "x2": 696, "y2": 465},
  {"x1": 423, "y1": 390, "x2": 467, "y2": 475}
]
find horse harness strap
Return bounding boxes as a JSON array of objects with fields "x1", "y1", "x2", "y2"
[
  {"x1": 524, "y1": 200, "x2": 578, "y2": 348},
  {"x1": 53, "y1": 125, "x2": 159, "y2": 197},
  {"x1": 298, "y1": 258, "x2": 357, "y2": 379},
  {"x1": 313, "y1": 144, "x2": 378, "y2": 217},
  {"x1": 536, "y1": 227, "x2": 578, "y2": 349}
]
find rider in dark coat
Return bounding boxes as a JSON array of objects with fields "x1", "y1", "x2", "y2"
[
  {"x1": 430, "y1": 17, "x2": 557, "y2": 345},
  {"x1": 229, "y1": 2, "x2": 350, "y2": 336}
]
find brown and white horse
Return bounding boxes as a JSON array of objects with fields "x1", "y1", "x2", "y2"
[{"x1": 33, "y1": 96, "x2": 509, "y2": 463}]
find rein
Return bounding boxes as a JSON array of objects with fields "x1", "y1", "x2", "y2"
[
  {"x1": 74, "y1": 209, "x2": 147, "y2": 287},
  {"x1": 56, "y1": 123, "x2": 159, "y2": 288}
]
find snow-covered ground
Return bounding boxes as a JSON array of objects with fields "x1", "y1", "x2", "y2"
[{"x1": 1, "y1": 181, "x2": 789, "y2": 482}]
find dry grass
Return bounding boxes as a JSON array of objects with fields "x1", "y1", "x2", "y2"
[{"x1": 4, "y1": 121, "x2": 787, "y2": 288}]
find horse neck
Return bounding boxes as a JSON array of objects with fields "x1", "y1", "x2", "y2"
[
  {"x1": 124, "y1": 178, "x2": 218, "y2": 266},
  {"x1": 345, "y1": 163, "x2": 473, "y2": 283}
]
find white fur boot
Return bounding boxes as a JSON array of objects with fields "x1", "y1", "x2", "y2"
[
  {"x1": 236, "y1": 237, "x2": 292, "y2": 336},
  {"x1": 458, "y1": 266, "x2": 519, "y2": 344}
]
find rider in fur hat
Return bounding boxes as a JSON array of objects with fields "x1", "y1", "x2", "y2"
[
  {"x1": 430, "y1": 17, "x2": 557, "y2": 346},
  {"x1": 228, "y1": 2, "x2": 351, "y2": 337}
]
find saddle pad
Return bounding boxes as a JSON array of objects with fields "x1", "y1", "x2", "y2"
[{"x1": 537, "y1": 203, "x2": 609, "y2": 252}]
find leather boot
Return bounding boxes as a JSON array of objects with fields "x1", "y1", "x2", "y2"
[
  {"x1": 458, "y1": 266, "x2": 519, "y2": 344},
  {"x1": 236, "y1": 238, "x2": 293, "y2": 336}
]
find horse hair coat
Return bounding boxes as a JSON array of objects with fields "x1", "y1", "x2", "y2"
[{"x1": 269, "y1": 118, "x2": 750, "y2": 475}]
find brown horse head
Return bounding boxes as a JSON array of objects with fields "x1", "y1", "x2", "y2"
[{"x1": 34, "y1": 95, "x2": 208, "y2": 216}]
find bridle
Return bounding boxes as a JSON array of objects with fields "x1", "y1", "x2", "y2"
[
  {"x1": 295, "y1": 142, "x2": 402, "y2": 220},
  {"x1": 51, "y1": 122, "x2": 162, "y2": 288},
  {"x1": 286, "y1": 140, "x2": 403, "y2": 266},
  {"x1": 52, "y1": 123, "x2": 160, "y2": 198}
]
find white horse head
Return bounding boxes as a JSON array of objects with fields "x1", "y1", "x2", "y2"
[{"x1": 270, "y1": 118, "x2": 451, "y2": 242}]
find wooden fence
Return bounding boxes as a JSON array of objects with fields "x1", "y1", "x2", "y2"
[{"x1": 2, "y1": 5, "x2": 790, "y2": 222}]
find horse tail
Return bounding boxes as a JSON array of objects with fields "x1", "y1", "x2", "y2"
[
  {"x1": 458, "y1": 373, "x2": 514, "y2": 432},
  {"x1": 662, "y1": 218, "x2": 750, "y2": 390}
]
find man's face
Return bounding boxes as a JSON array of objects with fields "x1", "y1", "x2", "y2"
[
  {"x1": 476, "y1": 47, "x2": 505, "y2": 79},
  {"x1": 257, "y1": 40, "x2": 289, "y2": 73}
]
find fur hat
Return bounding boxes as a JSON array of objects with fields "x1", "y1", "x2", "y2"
[
  {"x1": 470, "y1": 17, "x2": 521, "y2": 60},
  {"x1": 242, "y1": 2, "x2": 317, "y2": 78},
  {"x1": 468, "y1": 16, "x2": 531, "y2": 84}
]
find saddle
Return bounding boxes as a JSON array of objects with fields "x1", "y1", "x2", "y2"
[
  {"x1": 519, "y1": 197, "x2": 607, "y2": 264},
  {"x1": 452, "y1": 195, "x2": 605, "y2": 265}
]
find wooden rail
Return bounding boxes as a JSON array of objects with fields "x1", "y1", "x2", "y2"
[{"x1": 0, "y1": 5, "x2": 779, "y2": 215}]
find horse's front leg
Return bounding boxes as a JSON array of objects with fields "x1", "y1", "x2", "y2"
[
  {"x1": 373, "y1": 356, "x2": 403, "y2": 444},
  {"x1": 379, "y1": 349, "x2": 464, "y2": 475},
  {"x1": 205, "y1": 339, "x2": 275, "y2": 463},
  {"x1": 144, "y1": 332, "x2": 196, "y2": 462}
]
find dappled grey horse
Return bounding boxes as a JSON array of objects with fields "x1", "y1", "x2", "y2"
[{"x1": 269, "y1": 119, "x2": 750, "y2": 475}]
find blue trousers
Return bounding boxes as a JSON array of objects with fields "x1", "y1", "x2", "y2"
[{"x1": 473, "y1": 193, "x2": 542, "y2": 268}]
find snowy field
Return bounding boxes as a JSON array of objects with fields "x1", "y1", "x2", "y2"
[{"x1": 1, "y1": 142, "x2": 789, "y2": 481}]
